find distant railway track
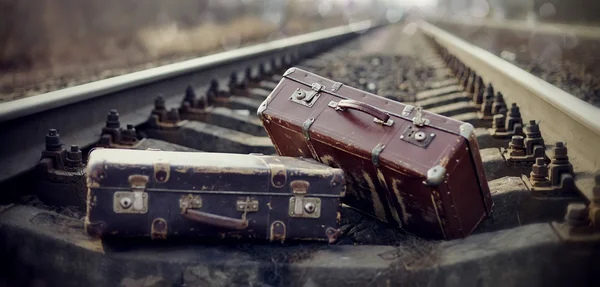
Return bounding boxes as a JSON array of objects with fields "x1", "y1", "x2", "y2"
[
  {"x1": 0, "y1": 20, "x2": 599, "y2": 287},
  {"x1": 419, "y1": 20, "x2": 600, "y2": 203}
]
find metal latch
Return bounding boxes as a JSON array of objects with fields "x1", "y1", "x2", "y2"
[
  {"x1": 288, "y1": 180, "x2": 321, "y2": 218},
  {"x1": 290, "y1": 88, "x2": 320, "y2": 107},
  {"x1": 412, "y1": 106, "x2": 430, "y2": 126},
  {"x1": 114, "y1": 175, "x2": 149, "y2": 214},
  {"x1": 311, "y1": 83, "x2": 324, "y2": 92}
]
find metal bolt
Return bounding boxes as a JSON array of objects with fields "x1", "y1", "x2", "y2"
[
  {"x1": 106, "y1": 109, "x2": 120, "y2": 128},
  {"x1": 492, "y1": 114, "x2": 506, "y2": 130},
  {"x1": 473, "y1": 76, "x2": 484, "y2": 105},
  {"x1": 155, "y1": 96, "x2": 166, "y2": 110},
  {"x1": 209, "y1": 78, "x2": 219, "y2": 92},
  {"x1": 45, "y1": 129, "x2": 62, "y2": 151},
  {"x1": 565, "y1": 203, "x2": 590, "y2": 227},
  {"x1": 168, "y1": 108, "x2": 181, "y2": 122},
  {"x1": 553, "y1": 142, "x2": 568, "y2": 162},
  {"x1": 509, "y1": 135, "x2": 526, "y2": 156},
  {"x1": 66, "y1": 145, "x2": 83, "y2": 167},
  {"x1": 492, "y1": 92, "x2": 506, "y2": 115},
  {"x1": 509, "y1": 103, "x2": 521, "y2": 118}
]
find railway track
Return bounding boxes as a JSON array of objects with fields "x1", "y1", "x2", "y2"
[{"x1": 0, "y1": 20, "x2": 599, "y2": 286}]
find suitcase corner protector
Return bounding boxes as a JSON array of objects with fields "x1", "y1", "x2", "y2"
[
  {"x1": 459, "y1": 123, "x2": 475, "y2": 139},
  {"x1": 424, "y1": 165, "x2": 447, "y2": 186}
]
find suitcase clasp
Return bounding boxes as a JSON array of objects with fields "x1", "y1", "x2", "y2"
[
  {"x1": 289, "y1": 180, "x2": 321, "y2": 219},
  {"x1": 412, "y1": 106, "x2": 430, "y2": 126},
  {"x1": 290, "y1": 88, "x2": 320, "y2": 107},
  {"x1": 113, "y1": 175, "x2": 149, "y2": 214}
]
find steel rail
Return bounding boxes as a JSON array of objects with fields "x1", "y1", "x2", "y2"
[
  {"x1": 0, "y1": 20, "x2": 379, "y2": 183},
  {"x1": 0, "y1": 20, "x2": 374, "y2": 123},
  {"x1": 419, "y1": 21, "x2": 600, "y2": 202},
  {"x1": 427, "y1": 16, "x2": 600, "y2": 40}
]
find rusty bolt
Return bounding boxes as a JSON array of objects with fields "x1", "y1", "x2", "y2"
[
  {"x1": 525, "y1": 120, "x2": 541, "y2": 138},
  {"x1": 209, "y1": 78, "x2": 219, "y2": 92},
  {"x1": 565, "y1": 203, "x2": 590, "y2": 227},
  {"x1": 245, "y1": 66, "x2": 253, "y2": 80},
  {"x1": 484, "y1": 84, "x2": 494, "y2": 99},
  {"x1": 492, "y1": 114, "x2": 506, "y2": 131},
  {"x1": 492, "y1": 92, "x2": 506, "y2": 115},
  {"x1": 259, "y1": 62, "x2": 267, "y2": 76},
  {"x1": 184, "y1": 85, "x2": 196, "y2": 103},
  {"x1": 531, "y1": 158, "x2": 549, "y2": 177},
  {"x1": 122, "y1": 125, "x2": 137, "y2": 142},
  {"x1": 508, "y1": 103, "x2": 521, "y2": 118},
  {"x1": 553, "y1": 142, "x2": 569, "y2": 162},
  {"x1": 155, "y1": 96, "x2": 166, "y2": 110},
  {"x1": 509, "y1": 135, "x2": 526, "y2": 156},
  {"x1": 106, "y1": 109, "x2": 120, "y2": 129},
  {"x1": 473, "y1": 76, "x2": 485, "y2": 105},
  {"x1": 167, "y1": 108, "x2": 181, "y2": 123},
  {"x1": 529, "y1": 158, "x2": 551, "y2": 187},
  {"x1": 66, "y1": 145, "x2": 82, "y2": 164},
  {"x1": 45, "y1": 129, "x2": 62, "y2": 151}
]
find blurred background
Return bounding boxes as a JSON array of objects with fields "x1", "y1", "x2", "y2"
[{"x1": 0, "y1": 0, "x2": 598, "y2": 100}]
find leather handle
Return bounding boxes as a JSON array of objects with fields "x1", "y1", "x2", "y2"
[
  {"x1": 182, "y1": 209, "x2": 249, "y2": 230},
  {"x1": 336, "y1": 99, "x2": 390, "y2": 123}
]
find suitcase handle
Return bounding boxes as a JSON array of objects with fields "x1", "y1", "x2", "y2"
[
  {"x1": 182, "y1": 209, "x2": 249, "y2": 230},
  {"x1": 336, "y1": 99, "x2": 391, "y2": 124}
]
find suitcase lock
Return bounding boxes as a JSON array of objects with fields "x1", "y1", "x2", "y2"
[
  {"x1": 113, "y1": 175, "x2": 149, "y2": 214},
  {"x1": 290, "y1": 88, "x2": 320, "y2": 107},
  {"x1": 289, "y1": 180, "x2": 321, "y2": 219}
]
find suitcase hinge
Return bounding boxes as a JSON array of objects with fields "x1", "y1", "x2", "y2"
[
  {"x1": 113, "y1": 175, "x2": 149, "y2": 214},
  {"x1": 289, "y1": 180, "x2": 321, "y2": 219}
]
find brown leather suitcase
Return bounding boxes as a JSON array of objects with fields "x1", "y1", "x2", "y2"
[
  {"x1": 257, "y1": 67, "x2": 493, "y2": 240},
  {"x1": 84, "y1": 148, "x2": 346, "y2": 243}
]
